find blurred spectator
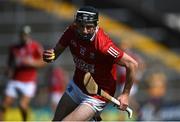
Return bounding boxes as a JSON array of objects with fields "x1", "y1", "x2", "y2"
[
  {"x1": 47, "y1": 65, "x2": 69, "y2": 112},
  {"x1": 139, "y1": 71, "x2": 167, "y2": 121},
  {"x1": 0, "y1": 25, "x2": 45, "y2": 121},
  {"x1": 116, "y1": 39, "x2": 146, "y2": 118}
]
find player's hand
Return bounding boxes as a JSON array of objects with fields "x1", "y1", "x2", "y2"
[
  {"x1": 117, "y1": 93, "x2": 129, "y2": 111},
  {"x1": 43, "y1": 49, "x2": 55, "y2": 63}
]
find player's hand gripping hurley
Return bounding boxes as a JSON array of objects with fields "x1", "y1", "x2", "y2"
[{"x1": 84, "y1": 72, "x2": 133, "y2": 119}]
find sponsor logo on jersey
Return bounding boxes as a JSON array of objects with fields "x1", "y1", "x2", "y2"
[
  {"x1": 107, "y1": 46, "x2": 119, "y2": 58},
  {"x1": 73, "y1": 55, "x2": 95, "y2": 73}
]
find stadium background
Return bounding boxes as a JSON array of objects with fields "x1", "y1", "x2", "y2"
[{"x1": 0, "y1": 0, "x2": 180, "y2": 121}]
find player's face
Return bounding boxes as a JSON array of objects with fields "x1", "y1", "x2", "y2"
[
  {"x1": 76, "y1": 22, "x2": 96, "y2": 41},
  {"x1": 20, "y1": 33, "x2": 29, "y2": 44}
]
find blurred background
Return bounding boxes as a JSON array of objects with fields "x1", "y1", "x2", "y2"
[{"x1": 0, "y1": 0, "x2": 180, "y2": 121}]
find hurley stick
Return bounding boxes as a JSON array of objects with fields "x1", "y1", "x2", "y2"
[{"x1": 84, "y1": 72, "x2": 133, "y2": 118}]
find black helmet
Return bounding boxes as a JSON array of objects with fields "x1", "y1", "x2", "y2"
[{"x1": 75, "y1": 6, "x2": 98, "y2": 25}]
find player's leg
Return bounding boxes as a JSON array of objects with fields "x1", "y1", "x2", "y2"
[
  {"x1": 60, "y1": 80, "x2": 107, "y2": 121},
  {"x1": 0, "y1": 81, "x2": 17, "y2": 121},
  {"x1": 93, "y1": 113, "x2": 102, "y2": 121},
  {"x1": 63, "y1": 93, "x2": 107, "y2": 121},
  {"x1": 52, "y1": 92, "x2": 78, "y2": 121},
  {"x1": 0, "y1": 95, "x2": 14, "y2": 121},
  {"x1": 63, "y1": 103, "x2": 96, "y2": 121},
  {"x1": 2, "y1": 95, "x2": 14, "y2": 108},
  {"x1": 19, "y1": 95, "x2": 31, "y2": 121},
  {"x1": 62, "y1": 96, "x2": 107, "y2": 121},
  {"x1": 18, "y1": 81, "x2": 36, "y2": 121}
]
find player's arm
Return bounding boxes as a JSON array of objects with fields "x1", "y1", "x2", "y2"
[
  {"x1": 20, "y1": 44, "x2": 46, "y2": 68},
  {"x1": 19, "y1": 56, "x2": 45, "y2": 68},
  {"x1": 116, "y1": 52, "x2": 138, "y2": 110},
  {"x1": 43, "y1": 25, "x2": 72, "y2": 63},
  {"x1": 43, "y1": 43, "x2": 66, "y2": 63},
  {"x1": 30, "y1": 56, "x2": 46, "y2": 67}
]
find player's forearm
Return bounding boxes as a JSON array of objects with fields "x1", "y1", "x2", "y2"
[
  {"x1": 22, "y1": 58, "x2": 45, "y2": 68},
  {"x1": 53, "y1": 44, "x2": 65, "y2": 60},
  {"x1": 122, "y1": 62, "x2": 138, "y2": 95},
  {"x1": 31, "y1": 59, "x2": 46, "y2": 67}
]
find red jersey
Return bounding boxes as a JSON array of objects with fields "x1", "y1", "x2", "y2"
[
  {"x1": 9, "y1": 40, "x2": 43, "y2": 82},
  {"x1": 58, "y1": 25, "x2": 124, "y2": 96},
  {"x1": 49, "y1": 67, "x2": 66, "y2": 93}
]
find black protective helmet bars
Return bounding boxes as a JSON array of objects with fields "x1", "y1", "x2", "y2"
[{"x1": 75, "y1": 6, "x2": 99, "y2": 25}]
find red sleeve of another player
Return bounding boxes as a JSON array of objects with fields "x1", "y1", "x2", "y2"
[
  {"x1": 98, "y1": 31, "x2": 124, "y2": 63},
  {"x1": 58, "y1": 25, "x2": 74, "y2": 47},
  {"x1": 32, "y1": 41, "x2": 43, "y2": 59}
]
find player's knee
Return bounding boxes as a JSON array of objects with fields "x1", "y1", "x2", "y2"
[
  {"x1": 19, "y1": 101, "x2": 29, "y2": 110},
  {"x1": 3, "y1": 96, "x2": 14, "y2": 107}
]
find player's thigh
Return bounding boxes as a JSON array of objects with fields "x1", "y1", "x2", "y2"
[
  {"x1": 63, "y1": 103, "x2": 96, "y2": 121},
  {"x1": 52, "y1": 92, "x2": 78, "y2": 121}
]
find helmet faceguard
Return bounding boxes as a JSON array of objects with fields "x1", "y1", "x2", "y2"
[{"x1": 75, "y1": 6, "x2": 99, "y2": 41}]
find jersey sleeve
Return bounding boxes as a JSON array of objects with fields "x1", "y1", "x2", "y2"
[
  {"x1": 32, "y1": 41, "x2": 43, "y2": 59},
  {"x1": 98, "y1": 31, "x2": 124, "y2": 63},
  {"x1": 57, "y1": 26, "x2": 73, "y2": 47}
]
